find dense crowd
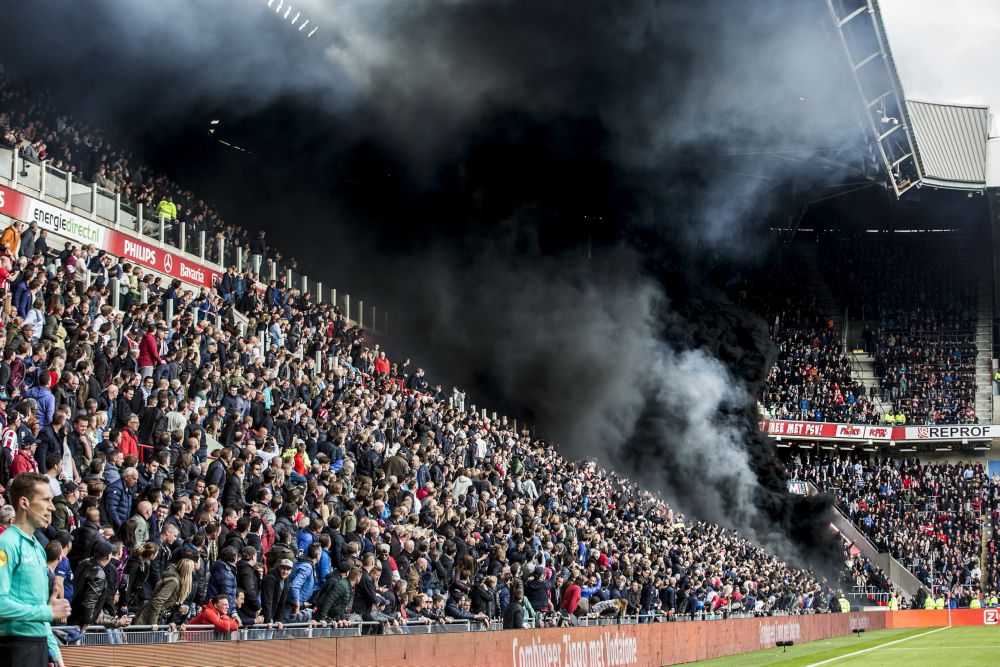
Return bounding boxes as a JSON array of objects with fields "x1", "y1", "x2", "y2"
[
  {"x1": 826, "y1": 234, "x2": 979, "y2": 426},
  {"x1": 0, "y1": 68, "x2": 302, "y2": 279},
  {"x1": 0, "y1": 211, "x2": 843, "y2": 642},
  {"x1": 739, "y1": 261, "x2": 876, "y2": 424},
  {"x1": 786, "y1": 452, "x2": 994, "y2": 604}
]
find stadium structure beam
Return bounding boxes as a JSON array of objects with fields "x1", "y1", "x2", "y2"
[{"x1": 825, "y1": 0, "x2": 922, "y2": 198}]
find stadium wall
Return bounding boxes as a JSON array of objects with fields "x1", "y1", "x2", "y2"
[{"x1": 61, "y1": 612, "x2": 884, "y2": 667}]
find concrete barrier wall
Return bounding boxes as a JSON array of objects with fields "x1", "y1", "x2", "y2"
[{"x1": 62, "y1": 612, "x2": 885, "y2": 667}]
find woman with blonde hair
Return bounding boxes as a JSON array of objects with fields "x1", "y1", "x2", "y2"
[{"x1": 135, "y1": 557, "x2": 197, "y2": 626}]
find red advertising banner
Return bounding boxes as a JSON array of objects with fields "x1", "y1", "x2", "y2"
[
  {"x1": 106, "y1": 230, "x2": 220, "y2": 289},
  {"x1": 1, "y1": 182, "x2": 220, "y2": 290}
]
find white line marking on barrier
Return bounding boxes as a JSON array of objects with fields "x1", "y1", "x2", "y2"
[{"x1": 804, "y1": 626, "x2": 950, "y2": 667}]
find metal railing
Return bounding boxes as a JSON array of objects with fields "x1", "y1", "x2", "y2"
[{"x1": 53, "y1": 610, "x2": 816, "y2": 647}]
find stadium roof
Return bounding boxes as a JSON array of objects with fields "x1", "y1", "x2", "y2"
[
  {"x1": 906, "y1": 100, "x2": 989, "y2": 190},
  {"x1": 877, "y1": 0, "x2": 1000, "y2": 190}
]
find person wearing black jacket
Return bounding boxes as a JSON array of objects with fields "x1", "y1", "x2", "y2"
[
  {"x1": 222, "y1": 459, "x2": 248, "y2": 511},
  {"x1": 70, "y1": 506, "x2": 105, "y2": 570},
  {"x1": 70, "y1": 541, "x2": 115, "y2": 628},
  {"x1": 502, "y1": 585, "x2": 526, "y2": 629},
  {"x1": 236, "y1": 547, "x2": 262, "y2": 621},
  {"x1": 351, "y1": 553, "x2": 383, "y2": 619},
  {"x1": 260, "y1": 558, "x2": 293, "y2": 624}
]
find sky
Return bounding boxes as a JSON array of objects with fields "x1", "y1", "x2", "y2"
[
  {"x1": 879, "y1": 0, "x2": 1000, "y2": 186},
  {"x1": 880, "y1": 0, "x2": 999, "y2": 125}
]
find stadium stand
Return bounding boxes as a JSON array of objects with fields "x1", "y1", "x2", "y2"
[
  {"x1": 786, "y1": 451, "x2": 995, "y2": 607},
  {"x1": 824, "y1": 233, "x2": 979, "y2": 425},
  {"x1": 741, "y1": 257, "x2": 877, "y2": 424},
  {"x1": 0, "y1": 76, "x2": 844, "y2": 647}
]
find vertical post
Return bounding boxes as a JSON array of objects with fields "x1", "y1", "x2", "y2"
[
  {"x1": 315, "y1": 350, "x2": 322, "y2": 373},
  {"x1": 10, "y1": 150, "x2": 18, "y2": 189},
  {"x1": 215, "y1": 312, "x2": 222, "y2": 329},
  {"x1": 140, "y1": 286, "x2": 148, "y2": 305},
  {"x1": 90, "y1": 183, "x2": 98, "y2": 219},
  {"x1": 492, "y1": 411, "x2": 497, "y2": 421},
  {"x1": 110, "y1": 278, "x2": 120, "y2": 310},
  {"x1": 39, "y1": 163, "x2": 47, "y2": 196},
  {"x1": 165, "y1": 298, "x2": 174, "y2": 322},
  {"x1": 113, "y1": 192, "x2": 121, "y2": 227},
  {"x1": 178, "y1": 221, "x2": 186, "y2": 252},
  {"x1": 236, "y1": 246, "x2": 244, "y2": 272},
  {"x1": 159, "y1": 214, "x2": 165, "y2": 243},
  {"x1": 344, "y1": 294, "x2": 350, "y2": 323},
  {"x1": 198, "y1": 231, "x2": 206, "y2": 260},
  {"x1": 315, "y1": 281, "x2": 323, "y2": 304},
  {"x1": 136, "y1": 203, "x2": 144, "y2": 237},
  {"x1": 285, "y1": 268, "x2": 292, "y2": 287},
  {"x1": 269, "y1": 260, "x2": 277, "y2": 282},
  {"x1": 217, "y1": 236, "x2": 225, "y2": 267},
  {"x1": 82, "y1": 268, "x2": 91, "y2": 290},
  {"x1": 481, "y1": 408, "x2": 487, "y2": 419},
  {"x1": 331, "y1": 288, "x2": 337, "y2": 309},
  {"x1": 65, "y1": 171, "x2": 72, "y2": 205},
  {"x1": 239, "y1": 320, "x2": 247, "y2": 338},
  {"x1": 359, "y1": 300, "x2": 365, "y2": 329}
]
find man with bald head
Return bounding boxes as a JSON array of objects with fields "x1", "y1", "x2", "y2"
[{"x1": 131, "y1": 501, "x2": 153, "y2": 545}]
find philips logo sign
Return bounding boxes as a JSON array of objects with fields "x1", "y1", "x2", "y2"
[{"x1": 123, "y1": 239, "x2": 156, "y2": 264}]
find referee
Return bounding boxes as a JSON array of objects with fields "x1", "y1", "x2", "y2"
[{"x1": 0, "y1": 473, "x2": 71, "y2": 667}]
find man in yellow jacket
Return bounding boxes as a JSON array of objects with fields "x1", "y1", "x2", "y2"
[{"x1": 155, "y1": 194, "x2": 178, "y2": 221}]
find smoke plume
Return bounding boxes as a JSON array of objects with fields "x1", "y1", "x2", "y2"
[{"x1": 0, "y1": 0, "x2": 857, "y2": 566}]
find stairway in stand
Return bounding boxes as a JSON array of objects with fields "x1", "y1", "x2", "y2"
[{"x1": 974, "y1": 268, "x2": 993, "y2": 423}]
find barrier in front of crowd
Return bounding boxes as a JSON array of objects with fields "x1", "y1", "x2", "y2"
[
  {"x1": 760, "y1": 418, "x2": 998, "y2": 445},
  {"x1": 60, "y1": 611, "x2": 889, "y2": 667}
]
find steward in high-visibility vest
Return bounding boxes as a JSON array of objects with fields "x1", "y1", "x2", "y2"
[
  {"x1": 969, "y1": 597, "x2": 981, "y2": 609},
  {"x1": 155, "y1": 196, "x2": 178, "y2": 221},
  {"x1": 934, "y1": 596, "x2": 945, "y2": 609},
  {"x1": 838, "y1": 597, "x2": 851, "y2": 613},
  {"x1": 988, "y1": 595, "x2": 999, "y2": 607},
  {"x1": 888, "y1": 596, "x2": 899, "y2": 610},
  {"x1": 923, "y1": 596, "x2": 934, "y2": 609}
]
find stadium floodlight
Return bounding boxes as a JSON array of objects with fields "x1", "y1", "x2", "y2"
[{"x1": 264, "y1": 0, "x2": 318, "y2": 38}]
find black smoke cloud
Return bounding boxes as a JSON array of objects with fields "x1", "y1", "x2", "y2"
[{"x1": 1, "y1": 0, "x2": 855, "y2": 566}]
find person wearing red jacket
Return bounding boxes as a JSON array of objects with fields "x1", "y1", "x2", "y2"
[
  {"x1": 190, "y1": 595, "x2": 240, "y2": 633},
  {"x1": 118, "y1": 414, "x2": 140, "y2": 460},
  {"x1": 136, "y1": 325, "x2": 163, "y2": 379},
  {"x1": 560, "y1": 576, "x2": 583, "y2": 616},
  {"x1": 9, "y1": 436, "x2": 39, "y2": 476},
  {"x1": 374, "y1": 351, "x2": 390, "y2": 376}
]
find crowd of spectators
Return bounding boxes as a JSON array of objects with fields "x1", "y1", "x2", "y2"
[
  {"x1": 785, "y1": 452, "x2": 992, "y2": 603},
  {"x1": 824, "y1": 233, "x2": 979, "y2": 426},
  {"x1": 0, "y1": 209, "x2": 840, "y2": 644},
  {"x1": 0, "y1": 68, "x2": 303, "y2": 279},
  {"x1": 736, "y1": 261, "x2": 876, "y2": 424}
]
